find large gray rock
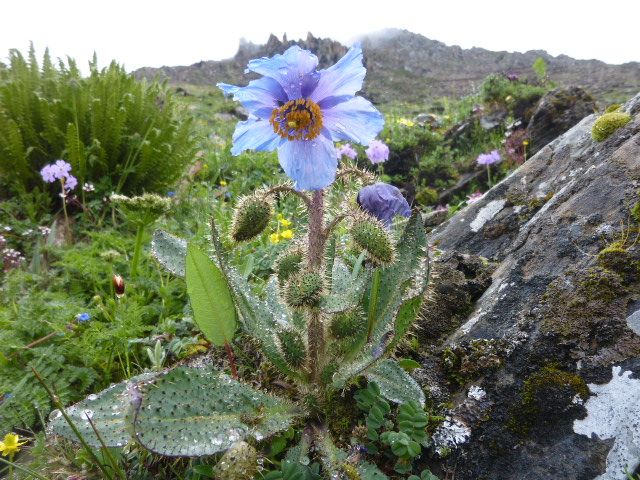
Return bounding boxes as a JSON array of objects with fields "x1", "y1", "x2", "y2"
[
  {"x1": 419, "y1": 93, "x2": 640, "y2": 479},
  {"x1": 527, "y1": 86, "x2": 597, "y2": 155}
]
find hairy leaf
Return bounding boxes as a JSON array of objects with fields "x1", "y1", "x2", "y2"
[{"x1": 133, "y1": 366, "x2": 298, "y2": 456}]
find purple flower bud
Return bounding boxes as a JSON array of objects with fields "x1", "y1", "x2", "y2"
[
  {"x1": 357, "y1": 182, "x2": 411, "y2": 227},
  {"x1": 365, "y1": 140, "x2": 389, "y2": 164}
]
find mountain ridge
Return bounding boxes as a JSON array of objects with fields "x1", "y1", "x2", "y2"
[{"x1": 134, "y1": 29, "x2": 640, "y2": 104}]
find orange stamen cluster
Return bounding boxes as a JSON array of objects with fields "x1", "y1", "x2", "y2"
[{"x1": 270, "y1": 98, "x2": 323, "y2": 141}]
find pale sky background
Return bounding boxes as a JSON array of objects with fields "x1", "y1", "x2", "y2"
[{"x1": 1, "y1": 0, "x2": 638, "y2": 72}]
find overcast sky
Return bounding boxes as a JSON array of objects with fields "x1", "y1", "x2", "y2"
[{"x1": 1, "y1": 0, "x2": 638, "y2": 72}]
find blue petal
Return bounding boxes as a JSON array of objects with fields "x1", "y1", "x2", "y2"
[
  {"x1": 277, "y1": 135, "x2": 337, "y2": 190},
  {"x1": 230, "y1": 118, "x2": 281, "y2": 155},
  {"x1": 322, "y1": 96, "x2": 384, "y2": 146},
  {"x1": 246, "y1": 45, "x2": 319, "y2": 100},
  {"x1": 217, "y1": 77, "x2": 287, "y2": 119},
  {"x1": 310, "y1": 44, "x2": 365, "y2": 103}
]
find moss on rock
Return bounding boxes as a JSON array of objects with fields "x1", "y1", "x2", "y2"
[
  {"x1": 508, "y1": 365, "x2": 588, "y2": 436},
  {"x1": 541, "y1": 266, "x2": 628, "y2": 348},
  {"x1": 591, "y1": 111, "x2": 631, "y2": 142}
]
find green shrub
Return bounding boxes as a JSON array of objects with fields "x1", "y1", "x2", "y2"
[
  {"x1": 0, "y1": 46, "x2": 195, "y2": 201},
  {"x1": 480, "y1": 74, "x2": 545, "y2": 109}
]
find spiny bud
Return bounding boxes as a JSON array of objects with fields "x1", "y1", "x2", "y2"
[
  {"x1": 276, "y1": 328, "x2": 306, "y2": 368},
  {"x1": 329, "y1": 310, "x2": 367, "y2": 339},
  {"x1": 285, "y1": 269, "x2": 323, "y2": 308},
  {"x1": 231, "y1": 192, "x2": 272, "y2": 242},
  {"x1": 212, "y1": 441, "x2": 258, "y2": 480},
  {"x1": 350, "y1": 214, "x2": 395, "y2": 265},
  {"x1": 275, "y1": 246, "x2": 305, "y2": 286},
  {"x1": 112, "y1": 274, "x2": 125, "y2": 298}
]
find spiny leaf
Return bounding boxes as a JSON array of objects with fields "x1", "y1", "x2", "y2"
[
  {"x1": 365, "y1": 360, "x2": 425, "y2": 406},
  {"x1": 47, "y1": 373, "x2": 157, "y2": 448},
  {"x1": 151, "y1": 229, "x2": 187, "y2": 277},
  {"x1": 133, "y1": 366, "x2": 298, "y2": 456},
  {"x1": 185, "y1": 243, "x2": 236, "y2": 346}
]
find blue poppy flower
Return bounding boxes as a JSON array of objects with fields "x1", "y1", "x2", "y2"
[
  {"x1": 218, "y1": 44, "x2": 384, "y2": 190},
  {"x1": 357, "y1": 182, "x2": 411, "y2": 227}
]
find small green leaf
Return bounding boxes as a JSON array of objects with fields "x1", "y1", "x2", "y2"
[
  {"x1": 397, "y1": 358, "x2": 421, "y2": 372},
  {"x1": 185, "y1": 244, "x2": 236, "y2": 346}
]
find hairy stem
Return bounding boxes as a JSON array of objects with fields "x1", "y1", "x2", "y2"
[
  {"x1": 267, "y1": 184, "x2": 312, "y2": 209},
  {"x1": 307, "y1": 190, "x2": 326, "y2": 383}
]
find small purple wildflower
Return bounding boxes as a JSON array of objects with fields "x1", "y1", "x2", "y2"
[
  {"x1": 357, "y1": 182, "x2": 411, "y2": 227},
  {"x1": 476, "y1": 150, "x2": 502, "y2": 166},
  {"x1": 507, "y1": 72, "x2": 519, "y2": 81},
  {"x1": 365, "y1": 139, "x2": 389, "y2": 164},
  {"x1": 40, "y1": 165, "x2": 57, "y2": 183},
  {"x1": 167, "y1": 191, "x2": 176, "y2": 198},
  {"x1": 76, "y1": 312, "x2": 91, "y2": 323},
  {"x1": 336, "y1": 143, "x2": 357, "y2": 160},
  {"x1": 64, "y1": 175, "x2": 78, "y2": 191}
]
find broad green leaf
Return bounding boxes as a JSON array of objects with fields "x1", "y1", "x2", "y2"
[
  {"x1": 365, "y1": 360, "x2": 425, "y2": 406},
  {"x1": 48, "y1": 373, "x2": 157, "y2": 447},
  {"x1": 185, "y1": 243, "x2": 236, "y2": 346},
  {"x1": 133, "y1": 366, "x2": 298, "y2": 456},
  {"x1": 151, "y1": 229, "x2": 187, "y2": 277}
]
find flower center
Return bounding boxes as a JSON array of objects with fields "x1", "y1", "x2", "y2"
[{"x1": 270, "y1": 98, "x2": 323, "y2": 141}]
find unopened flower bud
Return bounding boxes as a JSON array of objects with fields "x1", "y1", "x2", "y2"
[
  {"x1": 284, "y1": 269, "x2": 323, "y2": 308},
  {"x1": 276, "y1": 328, "x2": 306, "y2": 368},
  {"x1": 275, "y1": 247, "x2": 304, "y2": 286},
  {"x1": 350, "y1": 214, "x2": 395, "y2": 265},
  {"x1": 231, "y1": 192, "x2": 273, "y2": 242},
  {"x1": 112, "y1": 274, "x2": 125, "y2": 297}
]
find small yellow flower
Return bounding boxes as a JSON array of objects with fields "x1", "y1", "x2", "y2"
[
  {"x1": 505, "y1": 95, "x2": 514, "y2": 102},
  {"x1": 0, "y1": 433, "x2": 27, "y2": 457},
  {"x1": 280, "y1": 229, "x2": 294, "y2": 240},
  {"x1": 269, "y1": 233, "x2": 281, "y2": 244},
  {"x1": 219, "y1": 179, "x2": 227, "y2": 186},
  {"x1": 397, "y1": 118, "x2": 415, "y2": 127},
  {"x1": 279, "y1": 218, "x2": 292, "y2": 227},
  {"x1": 523, "y1": 140, "x2": 529, "y2": 146}
]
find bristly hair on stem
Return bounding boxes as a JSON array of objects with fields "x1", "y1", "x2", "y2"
[{"x1": 266, "y1": 183, "x2": 312, "y2": 209}]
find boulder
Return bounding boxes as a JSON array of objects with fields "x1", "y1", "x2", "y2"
[
  {"x1": 527, "y1": 86, "x2": 597, "y2": 156},
  {"x1": 419, "y1": 93, "x2": 640, "y2": 479}
]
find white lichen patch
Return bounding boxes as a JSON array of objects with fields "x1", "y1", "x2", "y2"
[
  {"x1": 460, "y1": 310, "x2": 486, "y2": 334},
  {"x1": 470, "y1": 199, "x2": 506, "y2": 232},
  {"x1": 573, "y1": 366, "x2": 640, "y2": 480},
  {"x1": 468, "y1": 385, "x2": 486, "y2": 401},
  {"x1": 626, "y1": 309, "x2": 640, "y2": 336},
  {"x1": 432, "y1": 416, "x2": 471, "y2": 456}
]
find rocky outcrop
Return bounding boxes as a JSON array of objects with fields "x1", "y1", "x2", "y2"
[
  {"x1": 135, "y1": 29, "x2": 640, "y2": 105},
  {"x1": 527, "y1": 86, "x2": 597, "y2": 155},
  {"x1": 418, "y1": 93, "x2": 640, "y2": 479}
]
